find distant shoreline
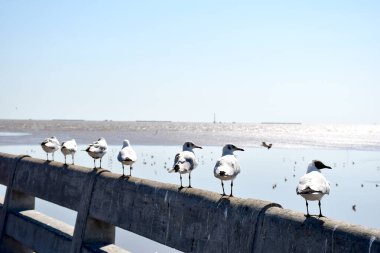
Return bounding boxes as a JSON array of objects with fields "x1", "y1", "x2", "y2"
[
  {"x1": 261, "y1": 122, "x2": 302, "y2": 125},
  {"x1": 1, "y1": 119, "x2": 380, "y2": 151}
]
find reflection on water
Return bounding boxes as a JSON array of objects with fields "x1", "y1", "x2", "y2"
[
  {"x1": 0, "y1": 144, "x2": 380, "y2": 252},
  {"x1": 0, "y1": 132, "x2": 31, "y2": 137}
]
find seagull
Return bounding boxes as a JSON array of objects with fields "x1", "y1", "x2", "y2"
[
  {"x1": 261, "y1": 142, "x2": 272, "y2": 149},
  {"x1": 84, "y1": 137, "x2": 108, "y2": 168},
  {"x1": 214, "y1": 144, "x2": 244, "y2": 197},
  {"x1": 41, "y1": 136, "x2": 60, "y2": 161},
  {"x1": 168, "y1": 142, "x2": 202, "y2": 189},
  {"x1": 61, "y1": 139, "x2": 77, "y2": 165},
  {"x1": 296, "y1": 160, "x2": 332, "y2": 217},
  {"x1": 117, "y1": 139, "x2": 137, "y2": 176}
]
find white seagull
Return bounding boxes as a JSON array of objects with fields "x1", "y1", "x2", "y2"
[
  {"x1": 84, "y1": 137, "x2": 108, "y2": 168},
  {"x1": 168, "y1": 142, "x2": 202, "y2": 189},
  {"x1": 214, "y1": 144, "x2": 244, "y2": 197},
  {"x1": 296, "y1": 160, "x2": 332, "y2": 217},
  {"x1": 41, "y1": 136, "x2": 60, "y2": 161},
  {"x1": 61, "y1": 139, "x2": 77, "y2": 165},
  {"x1": 117, "y1": 139, "x2": 137, "y2": 176}
]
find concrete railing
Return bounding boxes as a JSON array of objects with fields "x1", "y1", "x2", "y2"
[{"x1": 0, "y1": 152, "x2": 379, "y2": 253}]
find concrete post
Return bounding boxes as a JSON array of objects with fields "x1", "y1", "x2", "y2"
[
  {"x1": 70, "y1": 169, "x2": 115, "y2": 253},
  {"x1": 0, "y1": 155, "x2": 33, "y2": 253},
  {"x1": 0, "y1": 235, "x2": 33, "y2": 253}
]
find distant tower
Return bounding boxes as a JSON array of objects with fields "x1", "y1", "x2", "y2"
[{"x1": 213, "y1": 113, "x2": 216, "y2": 124}]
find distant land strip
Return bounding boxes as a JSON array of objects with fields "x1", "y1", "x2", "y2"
[{"x1": 261, "y1": 122, "x2": 302, "y2": 125}]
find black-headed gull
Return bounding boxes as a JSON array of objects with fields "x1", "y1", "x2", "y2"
[
  {"x1": 84, "y1": 137, "x2": 108, "y2": 168},
  {"x1": 61, "y1": 139, "x2": 77, "y2": 165},
  {"x1": 41, "y1": 136, "x2": 60, "y2": 161},
  {"x1": 214, "y1": 144, "x2": 244, "y2": 197},
  {"x1": 117, "y1": 139, "x2": 137, "y2": 176},
  {"x1": 168, "y1": 142, "x2": 202, "y2": 189},
  {"x1": 296, "y1": 160, "x2": 332, "y2": 217}
]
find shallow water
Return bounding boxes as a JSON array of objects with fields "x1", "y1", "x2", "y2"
[
  {"x1": 1, "y1": 121, "x2": 380, "y2": 252},
  {"x1": 0, "y1": 143, "x2": 379, "y2": 252}
]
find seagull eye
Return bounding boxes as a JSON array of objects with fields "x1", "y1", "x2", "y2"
[
  {"x1": 228, "y1": 146, "x2": 231, "y2": 150},
  {"x1": 187, "y1": 143, "x2": 190, "y2": 148}
]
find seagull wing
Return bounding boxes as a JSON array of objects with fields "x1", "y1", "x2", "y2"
[
  {"x1": 170, "y1": 151, "x2": 196, "y2": 173},
  {"x1": 45, "y1": 140, "x2": 59, "y2": 148},
  {"x1": 118, "y1": 146, "x2": 137, "y2": 162},
  {"x1": 214, "y1": 155, "x2": 239, "y2": 177},
  {"x1": 62, "y1": 140, "x2": 77, "y2": 151},
  {"x1": 297, "y1": 171, "x2": 330, "y2": 195}
]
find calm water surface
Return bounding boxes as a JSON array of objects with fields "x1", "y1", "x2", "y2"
[
  {"x1": 0, "y1": 122, "x2": 379, "y2": 252},
  {"x1": 0, "y1": 144, "x2": 379, "y2": 252}
]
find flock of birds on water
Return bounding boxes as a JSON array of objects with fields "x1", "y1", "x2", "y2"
[{"x1": 41, "y1": 136, "x2": 338, "y2": 217}]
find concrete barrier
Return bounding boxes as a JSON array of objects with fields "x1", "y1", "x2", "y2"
[{"x1": 0, "y1": 152, "x2": 379, "y2": 252}]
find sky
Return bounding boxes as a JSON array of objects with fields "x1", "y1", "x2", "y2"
[{"x1": 0, "y1": 1, "x2": 379, "y2": 123}]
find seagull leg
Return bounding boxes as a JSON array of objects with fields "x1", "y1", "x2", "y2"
[
  {"x1": 100, "y1": 158, "x2": 102, "y2": 168},
  {"x1": 46, "y1": 153, "x2": 48, "y2": 161},
  {"x1": 318, "y1": 200, "x2": 324, "y2": 217},
  {"x1": 122, "y1": 165, "x2": 125, "y2": 176},
  {"x1": 305, "y1": 200, "x2": 310, "y2": 217},
  {"x1": 72, "y1": 154, "x2": 74, "y2": 165},
  {"x1": 221, "y1": 180, "x2": 226, "y2": 196},
  {"x1": 179, "y1": 174, "x2": 183, "y2": 189},
  {"x1": 64, "y1": 155, "x2": 67, "y2": 165},
  {"x1": 129, "y1": 166, "x2": 132, "y2": 176},
  {"x1": 188, "y1": 173, "x2": 192, "y2": 188},
  {"x1": 93, "y1": 159, "x2": 96, "y2": 168},
  {"x1": 229, "y1": 180, "x2": 234, "y2": 197}
]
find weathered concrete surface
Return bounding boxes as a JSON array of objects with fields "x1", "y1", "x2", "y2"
[
  {"x1": 254, "y1": 207, "x2": 380, "y2": 253},
  {"x1": 83, "y1": 244, "x2": 131, "y2": 253},
  {"x1": 89, "y1": 172, "x2": 281, "y2": 252},
  {"x1": 1, "y1": 152, "x2": 380, "y2": 253},
  {"x1": 6, "y1": 210, "x2": 73, "y2": 253},
  {"x1": 11, "y1": 158, "x2": 93, "y2": 211},
  {"x1": 0, "y1": 235, "x2": 33, "y2": 253},
  {"x1": 71, "y1": 169, "x2": 115, "y2": 253}
]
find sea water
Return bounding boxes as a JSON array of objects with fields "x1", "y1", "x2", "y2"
[{"x1": 0, "y1": 123, "x2": 379, "y2": 252}]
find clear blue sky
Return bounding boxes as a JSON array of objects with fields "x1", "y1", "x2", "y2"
[{"x1": 1, "y1": 1, "x2": 379, "y2": 123}]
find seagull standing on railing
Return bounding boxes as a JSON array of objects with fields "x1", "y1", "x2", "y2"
[
  {"x1": 117, "y1": 139, "x2": 137, "y2": 176},
  {"x1": 296, "y1": 160, "x2": 332, "y2": 217},
  {"x1": 214, "y1": 144, "x2": 244, "y2": 197},
  {"x1": 168, "y1": 142, "x2": 202, "y2": 189},
  {"x1": 84, "y1": 137, "x2": 108, "y2": 168},
  {"x1": 61, "y1": 139, "x2": 77, "y2": 165},
  {"x1": 41, "y1": 136, "x2": 60, "y2": 161}
]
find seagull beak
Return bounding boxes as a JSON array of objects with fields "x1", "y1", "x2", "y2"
[
  {"x1": 236, "y1": 147, "x2": 245, "y2": 151},
  {"x1": 194, "y1": 145, "x2": 203, "y2": 149},
  {"x1": 324, "y1": 166, "x2": 332, "y2": 169}
]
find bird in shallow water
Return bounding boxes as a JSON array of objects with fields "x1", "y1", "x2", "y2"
[
  {"x1": 117, "y1": 139, "x2": 137, "y2": 176},
  {"x1": 296, "y1": 160, "x2": 332, "y2": 217},
  {"x1": 41, "y1": 136, "x2": 60, "y2": 161},
  {"x1": 168, "y1": 142, "x2": 202, "y2": 189},
  {"x1": 84, "y1": 137, "x2": 108, "y2": 168},
  {"x1": 61, "y1": 139, "x2": 77, "y2": 165},
  {"x1": 214, "y1": 144, "x2": 244, "y2": 197},
  {"x1": 261, "y1": 142, "x2": 272, "y2": 149}
]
